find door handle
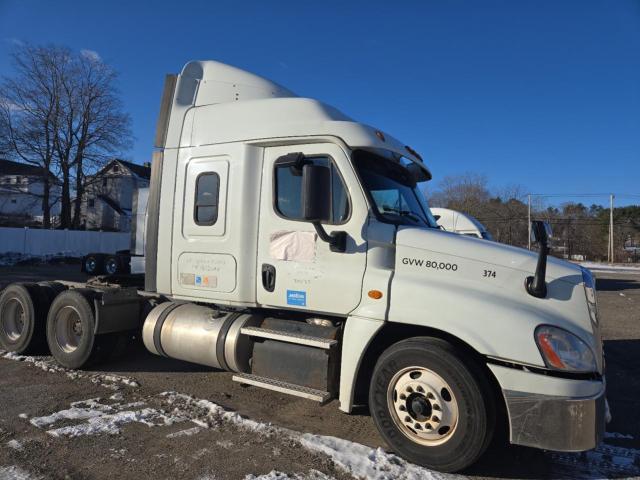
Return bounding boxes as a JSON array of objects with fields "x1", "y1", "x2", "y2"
[{"x1": 262, "y1": 263, "x2": 276, "y2": 292}]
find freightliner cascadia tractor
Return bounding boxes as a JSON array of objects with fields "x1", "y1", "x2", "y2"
[{"x1": 0, "y1": 61, "x2": 606, "y2": 472}]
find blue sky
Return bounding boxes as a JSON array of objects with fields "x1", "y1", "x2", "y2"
[{"x1": 1, "y1": 0, "x2": 638, "y2": 204}]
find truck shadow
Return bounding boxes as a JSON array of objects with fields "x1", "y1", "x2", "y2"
[{"x1": 94, "y1": 340, "x2": 217, "y2": 374}]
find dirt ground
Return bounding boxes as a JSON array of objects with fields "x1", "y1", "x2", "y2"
[{"x1": 0, "y1": 264, "x2": 639, "y2": 480}]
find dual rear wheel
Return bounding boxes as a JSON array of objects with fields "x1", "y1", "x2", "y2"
[
  {"x1": 0, "y1": 284, "x2": 124, "y2": 368},
  {"x1": 0, "y1": 283, "x2": 63, "y2": 354}
]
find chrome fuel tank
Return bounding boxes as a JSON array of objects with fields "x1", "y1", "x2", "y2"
[{"x1": 142, "y1": 302, "x2": 262, "y2": 372}]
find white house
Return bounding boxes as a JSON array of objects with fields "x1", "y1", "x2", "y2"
[
  {"x1": 0, "y1": 159, "x2": 61, "y2": 226},
  {"x1": 82, "y1": 159, "x2": 150, "y2": 232}
]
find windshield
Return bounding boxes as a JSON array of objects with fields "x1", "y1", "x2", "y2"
[{"x1": 352, "y1": 150, "x2": 438, "y2": 228}]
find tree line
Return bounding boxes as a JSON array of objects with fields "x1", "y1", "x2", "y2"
[
  {"x1": 0, "y1": 44, "x2": 132, "y2": 229},
  {"x1": 427, "y1": 173, "x2": 640, "y2": 262}
]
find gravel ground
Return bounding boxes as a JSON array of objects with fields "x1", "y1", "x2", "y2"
[{"x1": 0, "y1": 264, "x2": 639, "y2": 480}]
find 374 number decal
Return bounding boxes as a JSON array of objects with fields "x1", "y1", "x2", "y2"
[{"x1": 483, "y1": 269, "x2": 496, "y2": 278}]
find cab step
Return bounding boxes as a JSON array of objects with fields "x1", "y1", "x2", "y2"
[
  {"x1": 240, "y1": 326, "x2": 337, "y2": 349},
  {"x1": 232, "y1": 373, "x2": 332, "y2": 403}
]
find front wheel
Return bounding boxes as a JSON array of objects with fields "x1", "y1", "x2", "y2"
[{"x1": 369, "y1": 337, "x2": 495, "y2": 473}]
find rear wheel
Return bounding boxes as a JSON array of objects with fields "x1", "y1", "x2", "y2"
[
  {"x1": 369, "y1": 337, "x2": 495, "y2": 473},
  {"x1": 46, "y1": 289, "x2": 116, "y2": 369},
  {"x1": 104, "y1": 256, "x2": 120, "y2": 275},
  {"x1": 0, "y1": 283, "x2": 49, "y2": 354},
  {"x1": 84, "y1": 255, "x2": 104, "y2": 275}
]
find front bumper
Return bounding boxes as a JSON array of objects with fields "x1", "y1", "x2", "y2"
[{"x1": 489, "y1": 364, "x2": 606, "y2": 452}]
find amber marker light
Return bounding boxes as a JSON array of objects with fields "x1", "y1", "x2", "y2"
[{"x1": 368, "y1": 290, "x2": 383, "y2": 300}]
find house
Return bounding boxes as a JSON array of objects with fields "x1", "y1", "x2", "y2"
[
  {"x1": 0, "y1": 159, "x2": 61, "y2": 226},
  {"x1": 82, "y1": 159, "x2": 151, "y2": 232}
]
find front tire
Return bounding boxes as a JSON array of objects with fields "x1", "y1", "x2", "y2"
[{"x1": 369, "y1": 337, "x2": 495, "y2": 473}]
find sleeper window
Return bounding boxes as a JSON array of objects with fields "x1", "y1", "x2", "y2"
[
  {"x1": 274, "y1": 156, "x2": 349, "y2": 224},
  {"x1": 194, "y1": 172, "x2": 220, "y2": 225}
]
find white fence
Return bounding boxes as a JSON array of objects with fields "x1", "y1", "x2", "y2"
[{"x1": 0, "y1": 227, "x2": 130, "y2": 256}]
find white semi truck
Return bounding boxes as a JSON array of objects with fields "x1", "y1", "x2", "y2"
[
  {"x1": 0, "y1": 61, "x2": 605, "y2": 473},
  {"x1": 431, "y1": 207, "x2": 494, "y2": 240}
]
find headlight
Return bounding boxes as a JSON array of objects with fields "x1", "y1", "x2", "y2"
[
  {"x1": 581, "y1": 268, "x2": 598, "y2": 324},
  {"x1": 535, "y1": 325, "x2": 597, "y2": 372}
]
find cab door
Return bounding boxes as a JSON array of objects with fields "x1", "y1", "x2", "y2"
[{"x1": 256, "y1": 142, "x2": 368, "y2": 314}]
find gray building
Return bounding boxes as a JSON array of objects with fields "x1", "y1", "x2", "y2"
[{"x1": 82, "y1": 159, "x2": 150, "y2": 232}]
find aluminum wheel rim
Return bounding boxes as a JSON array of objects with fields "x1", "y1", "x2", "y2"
[
  {"x1": 1, "y1": 298, "x2": 26, "y2": 341},
  {"x1": 105, "y1": 259, "x2": 117, "y2": 275},
  {"x1": 387, "y1": 366, "x2": 459, "y2": 446},
  {"x1": 55, "y1": 306, "x2": 83, "y2": 353}
]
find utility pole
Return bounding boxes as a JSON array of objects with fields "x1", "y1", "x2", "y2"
[
  {"x1": 527, "y1": 194, "x2": 532, "y2": 250},
  {"x1": 609, "y1": 194, "x2": 615, "y2": 264}
]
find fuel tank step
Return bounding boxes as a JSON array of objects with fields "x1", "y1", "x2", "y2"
[
  {"x1": 232, "y1": 373, "x2": 332, "y2": 403},
  {"x1": 240, "y1": 326, "x2": 337, "y2": 349}
]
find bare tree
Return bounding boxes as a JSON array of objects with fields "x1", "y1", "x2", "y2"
[
  {"x1": 0, "y1": 44, "x2": 132, "y2": 229},
  {"x1": 428, "y1": 172, "x2": 490, "y2": 219},
  {"x1": 0, "y1": 45, "x2": 67, "y2": 227}
]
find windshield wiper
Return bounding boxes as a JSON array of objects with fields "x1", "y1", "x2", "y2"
[{"x1": 381, "y1": 206, "x2": 425, "y2": 224}]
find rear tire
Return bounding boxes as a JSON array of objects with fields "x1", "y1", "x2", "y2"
[
  {"x1": 104, "y1": 255, "x2": 120, "y2": 275},
  {"x1": 369, "y1": 337, "x2": 495, "y2": 473},
  {"x1": 0, "y1": 283, "x2": 49, "y2": 354},
  {"x1": 46, "y1": 289, "x2": 115, "y2": 369}
]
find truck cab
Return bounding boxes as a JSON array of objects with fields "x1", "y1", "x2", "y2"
[
  {"x1": 0, "y1": 60, "x2": 606, "y2": 473},
  {"x1": 142, "y1": 60, "x2": 605, "y2": 469},
  {"x1": 431, "y1": 207, "x2": 494, "y2": 240}
]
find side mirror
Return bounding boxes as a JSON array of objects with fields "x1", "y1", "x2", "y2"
[
  {"x1": 301, "y1": 164, "x2": 347, "y2": 253},
  {"x1": 526, "y1": 220, "x2": 552, "y2": 299},
  {"x1": 531, "y1": 221, "x2": 552, "y2": 247},
  {"x1": 302, "y1": 164, "x2": 331, "y2": 223}
]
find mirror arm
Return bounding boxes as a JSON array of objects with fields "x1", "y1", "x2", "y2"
[
  {"x1": 526, "y1": 235, "x2": 549, "y2": 298},
  {"x1": 312, "y1": 222, "x2": 347, "y2": 253}
]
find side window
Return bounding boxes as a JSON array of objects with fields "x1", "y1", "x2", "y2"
[
  {"x1": 274, "y1": 156, "x2": 349, "y2": 224},
  {"x1": 194, "y1": 172, "x2": 220, "y2": 225}
]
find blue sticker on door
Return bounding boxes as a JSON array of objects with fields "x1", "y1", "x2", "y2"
[{"x1": 286, "y1": 290, "x2": 307, "y2": 306}]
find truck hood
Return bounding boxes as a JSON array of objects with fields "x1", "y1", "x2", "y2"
[
  {"x1": 396, "y1": 226, "x2": 583, "y2": 285},
  {"x1": 390, "y1": 226, "x2": 602, "y2": 371}
]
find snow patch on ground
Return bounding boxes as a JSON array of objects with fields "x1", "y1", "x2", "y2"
[
  {"x1": 299, "y1": 434, "x2": 457, "y2": 480},
  {"x1": 27, "y1": 397, "x2": 184, "y2": 438},
  {"x1": 0, "y1": 351, "x2": 139, "y2": 389},
  {"x1": 160, "y1": 392, "x2": 277, "y2": 435},
  {"x1": 5, "y1": 440, "x2": 23, "y2": 451},
  {"x1": 0, "y1": 466, "x2": 41, "y2": 480},
  {"x1": 215, "y1": 440, "x2": 234, "y2": 449},
  {"x1": 245, "y1": 471, "x2": 335, "y2": 480},
  {"x1": 166, "y1": 426, "x2": 202, "y2": 438},
  {"x1": 579, "y1": 262, "x2": 640, "y2": 274}
]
